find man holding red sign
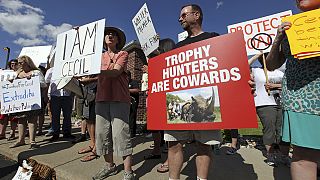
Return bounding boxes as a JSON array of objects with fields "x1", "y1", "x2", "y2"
[
  {"x1": 165, "y1": 4, "x2": 222, "y2": 180},
  {"x1": 160, "y1": 4, "x2": 258, "y2": 180}
]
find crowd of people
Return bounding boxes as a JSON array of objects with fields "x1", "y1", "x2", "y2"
[{"x1": 0, "y1": 1, "x2": 319, "y2": 180}]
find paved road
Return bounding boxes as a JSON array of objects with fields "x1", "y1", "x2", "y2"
[{"x1": 0, "y1": 117, "x2": 318, "y2": 180}]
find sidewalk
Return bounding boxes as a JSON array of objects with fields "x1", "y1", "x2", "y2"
[{"x1": 0, "y1": 118, "x2": 292, "y2": 180}]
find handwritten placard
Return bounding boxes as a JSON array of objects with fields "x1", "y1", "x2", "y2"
[
  {"x1": 0, "y1": 70, "x2": 16, "y2": 82},
  {"x1": 52, "y1": 19, "x2": 105, "y2": 80},
  {"x1": 132, "y1": 3, "x2": 159, "y2": 57},
  {"x1": 0, "y1": 76, "x2": 41, "y2": 114},
  {"x1": 228, "y1": 10, "x2": 292, "y2": 56},
  {"x1": 19, "y1": 45, "x2": 52, "y2": 67},
  {"x1": 282, "y1": 8, "x2": 320, "y2": 59}
]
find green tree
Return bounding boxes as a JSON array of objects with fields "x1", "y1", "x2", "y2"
[{"x1": 166, "y1": 94, "x2": 184, "y2": 106}]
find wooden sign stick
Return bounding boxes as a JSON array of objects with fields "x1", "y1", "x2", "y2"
[{"x1": 261, "y1": 51, "x2": 270, "y2": 96}]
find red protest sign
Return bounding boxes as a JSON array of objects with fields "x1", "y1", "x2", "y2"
[{"x1": 147, "y1": 31, "x2": 257, "y2": 130}]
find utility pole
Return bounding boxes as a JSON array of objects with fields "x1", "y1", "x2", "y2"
[{"x1": 4, "y1": 47, "x2": 10, "y2": 69}]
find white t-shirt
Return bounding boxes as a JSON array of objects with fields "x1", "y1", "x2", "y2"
[
  {"x1": 45, "y1": 68, "x2": 71, "y2": 97},
  {"x1": 252, "y1": 68, "x2": 284, "y2": 107},
  {"x1": 31, "y1": 70, "x2": 46, "y2": 88}
]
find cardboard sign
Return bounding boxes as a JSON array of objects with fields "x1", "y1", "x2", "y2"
[
  {"x1": 228, "y1": 10, "x2": 292, "y2": 55},
  {"x1": 19, "y1": 45, "x2": 52, "y2": 67},
  {"x1": 52, "y1": 19, "x2": 105, "y2": 80},
  {"x1": 282, "y1": 9, "x2": 320, "y2": 59},
  {"x1": 0, "y1": 76, "x2": 41, "y2": 114},
  {"x1": 147, "y1": 31, "x2": 257, "y2": 130},
  {"x1": 132, "y1": 3, "x2": 159, "y2": 57},
  {"x1": 0, "y1": 70, "x2": 16, "y2": 82}
]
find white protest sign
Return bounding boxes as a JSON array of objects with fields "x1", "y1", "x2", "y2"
[
  {"x1": 0, "y1": 70, "x2": 16, "y2": 82},
  {"x1": 0, "y1": 76, "x2": 41, "y2": 114},
  {"x1": 228, "y1": 10, "x2": 292, "y2": 55},
  {"x1": 19, "y1": 45, "x2": 52, "y2": 67},
  {"x1": 52, "y1": 19, "x2": 105, "y2": 80},
  {"x1": 178, "y1": 31, "x2": 188, "y2": 42},
  {"x1": 132, "y1": 3, "x2": 159, "y2": 56}
]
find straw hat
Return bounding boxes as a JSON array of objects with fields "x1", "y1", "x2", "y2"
[{"x1": 104, "y1": 26, "x2": 126, "y2": 50}]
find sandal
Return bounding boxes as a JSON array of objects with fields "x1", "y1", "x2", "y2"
[
  {"x1": 78, "y1": 146, "x2": 93, "y2": 154},
  {"x1": 157, "y1": 164, "x2": 169, "y2": 173},
  {"x1": 30, "y1": 142, "x2": 40, "y2": 149},
  {"x1": 9, "y1": 142, "x2": 26, "y2": 148},
  {"x1": 80, "y1": 152, "x2": 100, "y2": 162}
]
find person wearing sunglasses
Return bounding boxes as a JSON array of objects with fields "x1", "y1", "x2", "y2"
[
  {"x1": 92, "y1": 27, "x2": 134, "y2": 180},
  {"x1": 164, "y1": 4, "x2": 221, "y2": 180}
]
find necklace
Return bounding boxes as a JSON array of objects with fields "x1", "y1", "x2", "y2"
[{"x1": 106, "y1": 51, "x2": 116, "y2": 63}]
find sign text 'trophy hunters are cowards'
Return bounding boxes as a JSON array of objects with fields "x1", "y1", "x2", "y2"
[{"x1": 147, "y1": 31, "x2": 258, "y2": 130}]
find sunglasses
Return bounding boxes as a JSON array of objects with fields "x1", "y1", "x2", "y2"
[{"x1": 179, "y1": 11, "x2": 195, "y2": 20}]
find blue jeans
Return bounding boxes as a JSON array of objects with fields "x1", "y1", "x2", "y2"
[{"x1": 50, "y1": 96, "x2": 73, "y2": 136}]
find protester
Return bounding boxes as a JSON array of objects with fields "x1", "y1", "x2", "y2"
[
  {"x1": 9, "y1": 59, "x2": 19, "y2": 71},
  {"x1": 164, "y1": 4, "x2": 222, "y2": 180},
  {"x1": 225, "y1": 129, "x2": 239, "y2": 155},
  {"x1": 45, "y1": 66, "x2": 75, "y2": 142},
  {"x1": 36, "y1": 65, "x2": 48, "y2": 136},
  {"x1": 252, "y1": 55, "x2": 286, "y2": 166},
  {"x1": 92, "y1": 26, "x2": 134, "y2": 180},
  {"x1": 266, "y1": 1, "x2": 320, "y2": 179},
  {"x1": 72, "y1": 97, "x2": 88, "y2": 143},
  {"x1": 9, "y1": 55, "x2": 47, "y2": 149},
  {"x1": 127, "y1": 71, "x2": 139, "y2": 138},
  {"x1": 77, "y1": 75, "x2": 98, "y2": 162},
  {"x1": 142, "y1": 39, "x2": 176, "y2": 175},
  {"x1": 0, "y1": 59, "x2": 19, "y2": 140}
]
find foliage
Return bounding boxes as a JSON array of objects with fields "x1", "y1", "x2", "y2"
[{"x1": 166, "y1": 94, "x2": 185, "y2": 106}]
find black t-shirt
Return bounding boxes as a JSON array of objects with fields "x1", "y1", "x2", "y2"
[{"x1": 176, "y1": 32, "x2": 219, "y2": 48}]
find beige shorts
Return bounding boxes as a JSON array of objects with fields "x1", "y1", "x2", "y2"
[
  {"x1": 95, "y1": 102, "x2": 132, "y2": 157},
  {"x1": 164, "y1": 130, "x2": 222, "y2": 145}
]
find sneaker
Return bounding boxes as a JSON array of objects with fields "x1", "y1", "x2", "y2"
[
  {"x1": 49, "y1": 135, "x2": 59, "y2": 142},
  {"x1": 266, "y1": 154, "x2": 278, "y2": 167},
  {"x1": 45, "y1": 130, "x2": 53, "y2": 137},
  {"x1": 226, "y1": 147, "x2": 237, "y2": 155},
  {"x1": 63, "y1": 134, "x2": 76, "y2": 139},
  {"x1": 123, "y1": 171, "x2": 135, "y2": 180},
  {"x1": 92, "y1": 164, "x2": 117, "y2": 180}
]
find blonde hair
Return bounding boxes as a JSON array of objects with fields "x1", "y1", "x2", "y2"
[{"x1": 18, "y1": 55, "x2": 38, "y2": 71}]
